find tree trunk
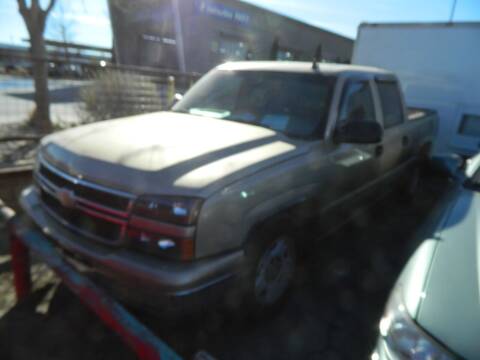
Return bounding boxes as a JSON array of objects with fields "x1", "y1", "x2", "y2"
[
  {"x1": 30, "y1": 32, "x2": 52, "y2": 133},
  {"x1": 18, "y1": 0, "x2": 56, "y2": 134}
]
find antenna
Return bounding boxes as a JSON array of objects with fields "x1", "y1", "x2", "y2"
[{"x1": 312, "y1": 44, "x2": 322, "y2": 70}]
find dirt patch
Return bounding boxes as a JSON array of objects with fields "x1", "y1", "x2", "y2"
[
  {"x1": 0, "y1": 141, "x2": 37, "y2": 168},
  {"x1": 0, "y1": 123, "x2": 41, "y2": 168}
]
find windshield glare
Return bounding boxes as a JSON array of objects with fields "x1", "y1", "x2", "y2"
[{"x1": 172, "y1": 70, "x2": 333, "y2": 139}]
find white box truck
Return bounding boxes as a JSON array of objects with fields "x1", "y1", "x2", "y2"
[{"x1": 352, "y1": 22, "x2": 480, "y2": 156}]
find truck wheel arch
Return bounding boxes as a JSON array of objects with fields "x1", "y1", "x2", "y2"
[{"x1": 241, "y1": 194, "x2": 309, "y2": 250}]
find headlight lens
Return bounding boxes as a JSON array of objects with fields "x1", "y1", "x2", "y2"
[
  {"x1": 127, "y1": 196, "x2": 203, "y2": 260},
  {"x1": 380, "y1": 289, "x2": 455, "y2": 360},
  {"x1": 132, "y1": 195, "x2": 203, "y2": 226}
]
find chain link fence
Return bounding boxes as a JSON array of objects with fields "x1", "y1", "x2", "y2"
[
  {"x1": 1, "y1": 54, "x2": 200, "y2": 129},
  {"x1": 0, "y1": 55, "x2": 201, "y2": 168}
]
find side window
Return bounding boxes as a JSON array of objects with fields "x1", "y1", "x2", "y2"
[
  {"x1": 338, "y1": 81, "x2": 376, "y2": 125},
  {"x1": 377, "y1": 82, "x2": 404, "y2": 128},
  {"x1": 458, "y1": 114, "x2": 480, "y2": 137}
]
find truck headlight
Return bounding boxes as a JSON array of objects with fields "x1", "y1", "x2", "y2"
[
  {"x1": 132, "y1": 195, "x2": 203, "y2": 226},
  {"x1": 127, "y1": 196, "x2": 203, "y2": 261},
  {"x1": 379, "y1": 288, "x2": 455, "y2": 360}
]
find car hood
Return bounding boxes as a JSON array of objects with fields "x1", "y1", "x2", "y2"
[
  {"x1": 417, "y1": 188, "x2": 480, "y2": 359},
  {"x1": 40, "y1": 112, "x2": 307, "y2": 197}
]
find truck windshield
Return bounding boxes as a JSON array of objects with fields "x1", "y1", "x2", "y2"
[{"x1": 172, "y1": 70, "x2": 334, "y2": 139}]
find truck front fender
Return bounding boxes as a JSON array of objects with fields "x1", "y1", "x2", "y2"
[{"x1": 240, "y1": 183, "x2": 320, "y2": 246}]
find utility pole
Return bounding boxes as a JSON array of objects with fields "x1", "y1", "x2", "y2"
[
  {"x1": 449, "y1": 0, "x2": 458, "y2": 22},
  {"x1": 172, "y1": 0, "x2": 186, "y2": 73}
]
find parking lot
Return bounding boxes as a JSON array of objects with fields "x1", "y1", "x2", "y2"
[
  {"x1": 0, "y1": 175, "x2": 449, "y2": 360},
  {"x1": 0, "y1": 74, "x2": 85, "y2": 126}
]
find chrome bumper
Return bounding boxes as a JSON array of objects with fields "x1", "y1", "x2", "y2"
[{"x1": 20, "y1": 186, "x2": 245, "y2": 298}]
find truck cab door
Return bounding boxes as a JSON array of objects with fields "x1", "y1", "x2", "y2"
[{"x1": 324, "y1": 78, "x2": 380, "y2": 217}]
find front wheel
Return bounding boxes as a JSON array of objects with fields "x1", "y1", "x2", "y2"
[
  {"x1": 254, "y1": 235, "x2": 296, "y2": 306},
  {"x1": 243, "y1": 232, "x2": 296, "y2": 313}
]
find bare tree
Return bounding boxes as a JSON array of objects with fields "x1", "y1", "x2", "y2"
[
  {"x1": 49, "y1": 3, "x2": 75, "y2": 59},
  {"x1": 17, "y1": 0, "x2": 57, "y2": 133}
]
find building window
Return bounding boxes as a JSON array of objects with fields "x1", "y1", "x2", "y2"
[
  {"x1": 213, "y1": 34, "x2": 249, "y2": 62},
  {"x1": 276, "y1": 49, "x2": 294, "y2": 61}
]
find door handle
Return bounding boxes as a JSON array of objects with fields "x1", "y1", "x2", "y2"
[
  {"x1": 375, "y1": 144, "x2": 384, "y2": 157},
  {"x1": 402, "y1": 136, "x2": 409, "y2": 147}
]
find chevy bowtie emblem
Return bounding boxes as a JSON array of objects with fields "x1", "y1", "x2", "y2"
[{"x1": 57, "y1": 188, "x2": 76, "y2": 209}]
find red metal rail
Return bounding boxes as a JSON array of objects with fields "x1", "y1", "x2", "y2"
[{"x1": 4, "y1": 209, "x2": 184, "y2": 360}]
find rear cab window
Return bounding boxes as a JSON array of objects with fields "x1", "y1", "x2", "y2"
[{"x1": 376, "y1": 81, "x2": 404, "y2": 128}]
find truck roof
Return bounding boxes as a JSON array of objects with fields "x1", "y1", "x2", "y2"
[{"x1": 217, "y1": 61, "x2": 393, "y2": 77}]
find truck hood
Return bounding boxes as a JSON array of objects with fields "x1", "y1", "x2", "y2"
[
  {"x1": 41, "y1": 112, "x2": 307, "y2": 197},
  {"x1": 416, "y1": 189, "x2": 480, "y2": 359}
]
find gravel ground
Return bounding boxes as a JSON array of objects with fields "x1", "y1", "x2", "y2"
[
  {"x1": 0, "y1": 140, "x2": 37, "y2": 168},
  {"x1": 0, "y1": 227, "x2": 57, "y2": 318},
  {"x1": 0, "y1": 123, "x2": 39, "y2": 168},
  {"x1": 0, "y1": 176, "x2": 449, "y2": 360}
]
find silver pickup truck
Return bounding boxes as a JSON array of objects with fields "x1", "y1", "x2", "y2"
[{"x1": 20, "y1": 62, "x2": 437, "y2": 312}]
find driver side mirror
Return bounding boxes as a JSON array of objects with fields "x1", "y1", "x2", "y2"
[{"x1": 335, "y1": 121, "x2": 383, "y2": 144}]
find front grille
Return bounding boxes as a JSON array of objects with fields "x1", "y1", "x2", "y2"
[
  {"x1": 41, "y1": 190, "x2": 122, "y2": 242},
  {"x1": 39, "y1": 164, "x2": 131, "y2": 211},
  {"x1": 36, "y1": 158, "x2": 135, "y2": 245}
]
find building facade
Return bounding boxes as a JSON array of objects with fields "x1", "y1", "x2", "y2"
[{"x1": 109, "y1": 0, "x2": 353, "y2": 74}]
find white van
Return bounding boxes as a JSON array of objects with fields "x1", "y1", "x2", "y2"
[{"x1": 352, "y1": 22, "x2": 480, "y2": 156}]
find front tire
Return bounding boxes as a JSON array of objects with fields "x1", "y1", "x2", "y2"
[
  {"x1": 254, "y1": 235, "x2": 295, "y2": 306},
  {"x1": 243, "y1": 229, "x2": 296, "y2": 313}
]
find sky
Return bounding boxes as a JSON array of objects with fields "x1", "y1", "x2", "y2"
[
  {"x1": 244, "y1": 0, "x2": 480, "y2": 37},
  {"x1": 0, "y1": 0, "x2": 112, "y2": 48},
  {"x1": 0, "y1": 0, "x2": 479, "y2": 47}
]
